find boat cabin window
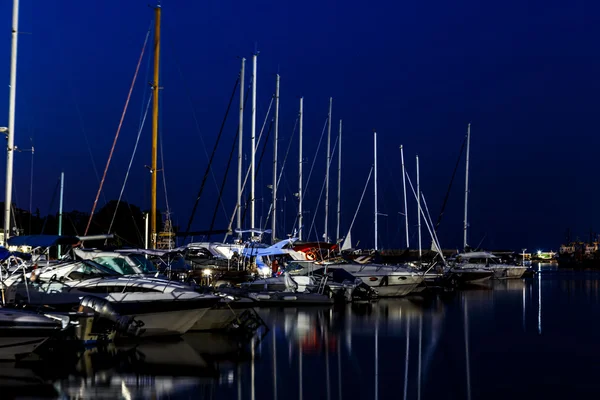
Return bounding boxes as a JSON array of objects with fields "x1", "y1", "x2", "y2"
[
  {"x1": 66, "y1": 261, "x2": 117, "y2": 280},
  {"x1": 128, "y1": 254, "x2": 158, "y2": 274},
  {"x1": 187, "y1": 248, "x2": 214, "y2": 259},
  {"x1": 77, "y1": 285, "x2": 162, "y2": 293},
  {"x1": 93, "y1": 257, "x2": 136, "y2": 275},
  {"x1": 463, "y1": 257, "x2": 499, "y2": 265}
]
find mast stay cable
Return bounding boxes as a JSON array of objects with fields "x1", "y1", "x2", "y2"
[
  {"x1": 107, "y1": 96, "x2": 153, "y2": 234},
  {"x1": 434, "y1": 134, "x2": 467, "y2": 232},
  {"x1": 207, "y1": 81, "x2": 252, "y2": 240},
  {"x1": 84, "y1": 28, "x2": 151, "y2": 235},
  {"x1": 262, "y1": 116, "x2": 298, "y2": 231},
  {"x1": 182, "y1": 76, "x2": 240, "y2": 241},
  {"x1": 290, "y1": 117, "x2": 328, "y2": 235},
  {"x1": 308, "y1": 137, "x2": 338, "y2": 241}
]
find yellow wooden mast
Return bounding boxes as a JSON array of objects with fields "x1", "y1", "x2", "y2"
[{"x1": 151, "y1": 5, "x2": 161, "y2": 249}]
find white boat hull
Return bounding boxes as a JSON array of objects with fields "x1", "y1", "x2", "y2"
[
  {"x1": 357, "y1": 275, "x2": 424, "y2": 297},
  {"x1": 489, "y1": 266, "x2": 528, "y2": 279},
  {"x1": 190, "y1": 308, "x2": 239, "y2": 331},
  {"x1": 132, "y1": 308, "x2": 209, "y2": 337}
]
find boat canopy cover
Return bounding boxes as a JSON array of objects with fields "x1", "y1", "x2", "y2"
[
  {"x1": 0, "y1": 247, "x2": 31, "y2": 261},
  {"x1": 114, "y1": 248, "x2": 184, "y2": 257},
  {"x1": 293, "y1": 241, "x2": 338, "y2": 252},
  {"x1": 458, "y1": 251, "x2": 497, "y2": 259},
  {"x1": 7, "y1": 235, "x2": 81, "y2": 248}
]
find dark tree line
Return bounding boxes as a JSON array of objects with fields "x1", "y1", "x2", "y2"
[{"x1": 0, "y1": 200, "x2": 170, "y2": 248}]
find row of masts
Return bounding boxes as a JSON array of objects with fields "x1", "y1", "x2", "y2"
[
  {"x1": 372, "y1": 122, "x2": 472, "y2": 255},
  {"x1": 2, "y1": 1, "x2": 473, "y2": 253},
  {"x1": 232, "y1": 53, "x2": 343, "y2": 245}
]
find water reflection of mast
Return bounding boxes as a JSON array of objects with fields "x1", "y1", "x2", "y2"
[
  {"x1": 337, "y1": 340, "x2": 342, "y2": 400},
  {"x1": 538, "y1": 266, "x2": 542, "y2": 334},
  {"x1": 273, "y1": 329, "x2": 277, "y2": 400},
  {"x1": 299, "y1": 341, "x2": 303, "y2": 400},
  {"x1": 418, "y1": 314, "x2": 422, "y2": 400},
  {"x1": 403, "y1": 317, "x2": 410, "y2": 400},
  {"x1": 326, "y1": 332, "x2": 331, "y2": 400},
  {"x1": 251, "y1": 339, "x2": 256, "y2": 400},
  {"x1": 464, "y1": 295, "x2": 472, "y2": 400},
  {"x1": 375, "y1": 315, "x2": 379, "y2": 400},
  {"x1": 522, "y1": 280, "x2": 526, "y2": 331}
]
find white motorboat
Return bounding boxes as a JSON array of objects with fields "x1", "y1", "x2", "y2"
[
  {"x1": 289, "y1": 262, "x2": 424, "y2": 297},
  {"x1": 454, "y1": 252, "x2": 528, "y2": 279},
  {"x1": 4, "y1": 260, "x2": 220, "y2": 337}
]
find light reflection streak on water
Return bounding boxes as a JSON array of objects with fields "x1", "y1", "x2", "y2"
[
  {"x1": 464, "y1": 294, "x2": 471, "y2": 400},
  {"x1": 403, "y1": 312, "x2": 409, "y2": 400},
  {"x1": 538, "y1": 266, "x2": 542, "y2": 334}
]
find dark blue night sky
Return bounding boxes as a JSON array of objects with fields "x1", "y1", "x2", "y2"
[{"x1": 0, "y1": 0, "x2": 597, "y2": 251}]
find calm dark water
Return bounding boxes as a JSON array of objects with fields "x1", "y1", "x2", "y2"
[{"x1": 6, "y1": 266, "x2": 600, "y2": 399}]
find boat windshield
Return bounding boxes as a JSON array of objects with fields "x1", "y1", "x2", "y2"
[
  {"x1": 67, "y1": 261, "x2": 118, "y2": 280},
  {"x1": 462, "y1": 257, "x2": 499, "y2": 265},
  {"x1": 128, "y1": 254, "x2": 158, "y2": 274},
  {"x1": 93, "y1": 256, "x2": 137, "y2": 275}
]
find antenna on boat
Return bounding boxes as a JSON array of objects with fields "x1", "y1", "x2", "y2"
[
  {"x1": 324, "y1": 97, "x2": 333, "y2": 243},
  {"x1": 150, "y1": 4, "x2": 161, "y2": 249},
  {"x1": 374, "y1": 130, "x2": 378, "y2": 251},
  {"x1": 416, "y1": 154, "x2": 422, "y2": 263},
  {"x1": 298, "y1": 97, "x2": 304, "y2": 241},
  {"x1": 3, "y1": 0, "x2": 20, "y2": 245},
  {"x1": 236, "y1": 57, "x2": 245, "y2": 239},
  {"x1": 336, "y1": 119, "x2": 342, "y2": 243},
  {"x1": 271, "y1": 74, "x2": 280, "y2": 244},
  {"x1": 250, "y1": 53, "x2": 258, "y2": 237},
  {"x1": 400, "y1": 145, "x2": 409, "y2": 249},
  {"x1": 463, "y1": 123, "x2": 471, "y2": 251}
]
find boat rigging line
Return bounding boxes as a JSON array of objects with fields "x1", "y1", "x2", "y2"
[
  {"x1": 207, "y1": 79, "x2": 252, "y2": 240},
  {"x1": 308, "y1": 136, "x2": 339, "y2": 241},
  {"x1": 342, "y1": 165, "x2": 374, "y2": 248},
  {"x1": 290, "y1": 117, "x2": 329, "y2": 235},
  {"x1": 182, "y1": 75, "x2": 240, "y2": 241},
  {"x1": 222, "y1": 93, "x2": 274, "y2": 243},
  {"x1": 404, "y1": 171, "x2": 445, "y2": 264},
  {"x1": 241, "y1": 118, "x2": 274, "y2": 227},
  {"x1": 262, "y1": 116, "x2": 299, "y2": 232},
  {"x1": 108, "y1": 95, "x2": 153, "y2": 235},
  {"x1": 434, "y1": 133, "x2": 467, "y2": 232},
  {"x1": 84, "y1": 27, "x2": 151, "y2": 236}
]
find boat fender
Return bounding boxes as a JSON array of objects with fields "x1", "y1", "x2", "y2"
[
  {"x1": 79, "y1": 296, "x2": 145, "y2": 337},
  {"x1": 255, "y1": 294, "x2": 271, "y2": 300},
  {"x1": 282, "y1": 296, "x2": 297, "y2": 301}
]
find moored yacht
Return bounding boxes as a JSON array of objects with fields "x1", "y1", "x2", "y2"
[
  {"x1": 454, "y1": 252, "x2": 528, "y2": 279},
  {"x1": 4, "y1": 260, "x2": 220, "y2": 337}
]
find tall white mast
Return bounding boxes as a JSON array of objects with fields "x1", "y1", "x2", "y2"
[
  {"x1": 400, "y1": 145, "x2": 409, "y2": 248},
  {"x1": 464, "y1": 123, "x2": 471, "y2": 251},
  {"x1": 374, "y1": 131, "x2": 378, "y2": 251},
  {"x1": 236, "y1": 57, "x2": 245, "y2": 239},
  {"x1": 250, "y1": 53, "x2": 258, "y2": 236},
  {"x1": 271, "y1": 74, "x2": 280, "y2": 243},
  {"x1": 3, "y1": 0, "x2": 19, "y2": 244},
  {"x1": 57, "y1": 172, "x2": 64, "y2": 256},
  {"x1": 416, "y1": 155, "x2": 422, "y2": 262},
  {"x1": 324, "y1": 97, "x2": 332, "y2": 242},
  {"x1": 336, "y1": 119, "x2": 342, "y2": 242},
  {"x1": 298, "y1": 97, "x2": 304, "y2": 241}
]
